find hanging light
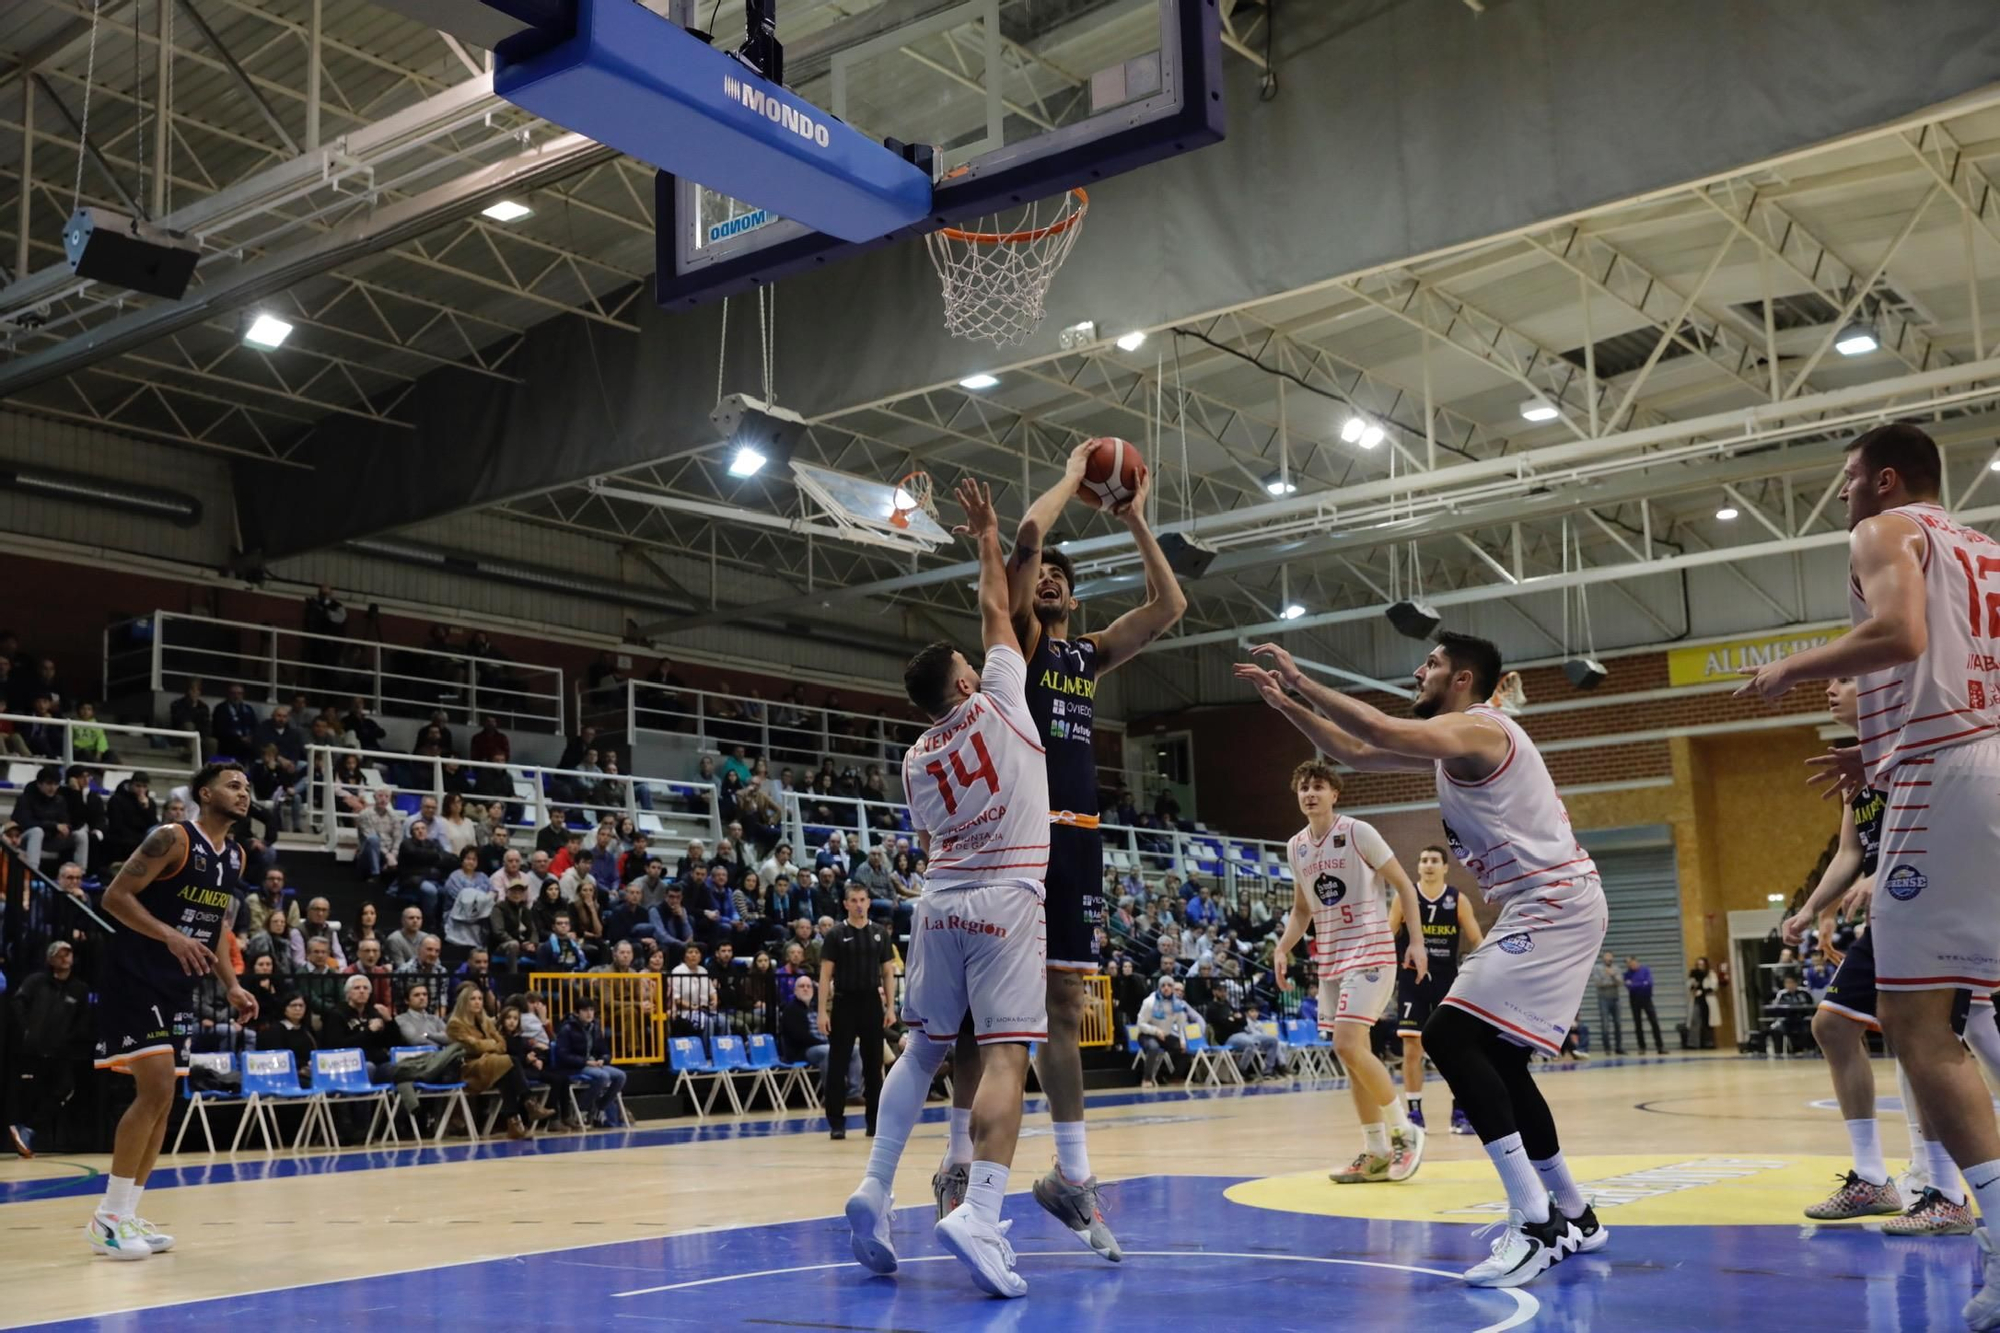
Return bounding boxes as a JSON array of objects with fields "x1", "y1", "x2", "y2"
[
  {"x1": 1115, "y1": 331, "x2": 1148, "y2": 352},
  {"x1": 1280, "y1": 604, "x2": 1306, "y2": 621},
  {"x1": 243, "y1": 314, "x2": 293, "y2": 349},
  {"x1": 727, "y1": 445, "x2": 768, "y2": 478},
  {"x1": 481, "y1": 200, "x2": 533, "y2": 222},
  {"x1": 1716, "y1": 505, "x2": 1739, "y2": 521},
  {"x1": 958, "y1": 373, "x2": 1000, "y2": 390},
  {"x1": 1520, "y1": 398, "x2": 1559, "y2": 422},
  {"x1": 1834, "y1": 321, "x2": 1879, "y2": 356},
  {"x1": 1340, "y1": 415, "x2": 1367, "y2": 444}
]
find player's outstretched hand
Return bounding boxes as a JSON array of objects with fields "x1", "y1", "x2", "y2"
[
  {"x1": 951, "y1": 478, "x2": 997, "y2": 540},
  {"x1": 1233, "y1": 663, "x2": 1288, "y2": 708},
  {"x1": 1402, "y1": 937, "x2": 1429, "y2": 984},
  {"x1": 1062, "y1": 439, "x2": 1095, "y2": 486},
  {"x1": 227, "y1": 985, "x2": 260, "y2": 1024},
  {"x1": 1805, "y1": 744, "x2": 1864, "y2": 800},
  {"x1": 1780, "y1": 910, "x2": 1813, "y2": 949},
  {"x1": 1111, "y1": 460, "x2": 1151, "y2": 521},
  {"x1": 1733, "y1": 661, "x2": 1794, "y2": 703},
  {"x1": 1247, "y1": 642, "x2": 1304, "y2": 687},
  {"x1": 166, "y1": 931, "x2": 216, "y2": 977}
]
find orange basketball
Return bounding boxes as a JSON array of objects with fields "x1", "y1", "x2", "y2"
[{"x1": 1077, "y1": 437, "x2": 1146, "y2": 510}]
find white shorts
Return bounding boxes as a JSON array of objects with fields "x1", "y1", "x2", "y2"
[
  {"x1": 1873, "y1": 737, "x2": 2000, "y2": 993},
  {"x1": 900, "y1": 885, "x2": 1049, "y2": 1046},
  {"x1": 1319, "y1": 964, "x2": 1396, "y2": 1032},
  {"x1": 1443, "y1": 874, "x2": 1608, "y2": 1055}
]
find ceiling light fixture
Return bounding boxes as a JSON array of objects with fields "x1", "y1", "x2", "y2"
[
  {"x1": 243, "y1": 314, "x2": 293, "y2": 350},
  {"x1": 727, "y1": 445, "x2": 768, "y2": 478},
  {"x1": 1340, "y1": 415, "x2": 1367, "y2": 444},
  {"x1": 1716, "y1": 505, "x2": 1740, "y2": 521},
  {"x1": 1834, "y1": 321, "x2": 1879, "y2": 356},
  {"x1": 958, "y1": 373, "x2": 1000, "y2": 390},
  {"x1": 481, "y1": 200, "x2": 532, "y2": 222},
  {"x1": 1280, "y1": 603, "x2": 1306, "y2": 621},
  {"x1": 1115, "y1": 331, "x2": 1148, "y2": 352},
  {"x1": 1265, "y1": 474, "x2": 1298, "y2": 496},
  {"x1": 1358, "y1": 424, "x2": 1385, "y2": 449},
  {"x1": 1520, "y1": 398, "x2": 1559, "y2": 423}
]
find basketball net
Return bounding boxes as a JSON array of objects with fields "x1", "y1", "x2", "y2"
[
  {"x1": 925, "y1": 188, "x2": 1088, "y2": 348},
  {"x1": 1489, "y1": 671, "x2": 1528, "y2": 716},
  {"x1": 889, "y1": 470, "x2": 937, "y2": 530}
]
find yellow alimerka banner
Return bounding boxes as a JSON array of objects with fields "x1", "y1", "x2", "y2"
[{"x1": 1668, "y1": 627, "x2": 1846, "y2": 687}]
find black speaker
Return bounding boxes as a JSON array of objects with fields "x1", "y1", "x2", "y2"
[
  {"x1": 1159, "y1": 531, "x2": 1218, "y2": 579},
  {"x1": 1563, "y1": 657, "x2": 1608, "y2": 690},
  {"x1": 1385, "y1": 599, "x2": 1441, "y2": 640},
  {"x1": 62, "y1": 208, "x2": 200, "y2": 300}
]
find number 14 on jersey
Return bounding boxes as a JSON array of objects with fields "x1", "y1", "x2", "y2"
[{"x1": 925, "y1": 732, "x2": 1000, "y2": 816}]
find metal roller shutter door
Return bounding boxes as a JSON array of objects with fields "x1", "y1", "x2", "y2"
[{"x1": 1588, "y1": 825, "x2": 1689, "y2": 1036}]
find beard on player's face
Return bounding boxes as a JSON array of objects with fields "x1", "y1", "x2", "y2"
[{"x1": 1034, "y1": 595, "x2": 1071, "y2": 626}]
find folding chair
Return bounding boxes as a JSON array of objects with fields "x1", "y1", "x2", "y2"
[
  {"x1": 669, "y1": 1037, "x2": 732, "y2": 1118},
  {"x1": 171, "y1": 1051, "x2": 244, "y2": 1154},
  {"x1": 1183, "y1": 1020, "x2": 1242, "y2": 1089},
  {"x1": 308, "y1": 1049, "x2": 398, "y2": 1149},
  {"x1": 232, "y1": 1049, "x2": 323, "y2": 1152},
  {"x1": 744, "y1": 1034, "x2": 809, "y2": 1109},
  {"x1": 704, "y1": 1035, "x2": 757, "y2": 1114},
  {"x1": 379, "y1": 1045, "x2": 480, "y2": 1144}
]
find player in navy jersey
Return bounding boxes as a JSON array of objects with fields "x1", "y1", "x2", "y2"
[
  {"x1": 1387, "y1": 845, "x2": 1484, "y2": 1135},
  {"x1": 86, "y1": 761, "x2": 255, "y2": 1261},
  {"x1": 930, "y1": 441, "x2": 1185, "y2": 1262}
]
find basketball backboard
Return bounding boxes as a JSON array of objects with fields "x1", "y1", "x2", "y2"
[
  {"x1": 655, "y1": 0, "x2": 1223, "y2": 306},
  {"x1": 792, "y1": 460, "x2": 955, "y2": 553}
]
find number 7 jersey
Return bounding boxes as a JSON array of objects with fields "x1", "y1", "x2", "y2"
[
  {"x1": 1850, "y1": 501, "x2": 2000, "y2": 785},
  {"x1": 902, "y1": 642, "x2": 1052, "y2": 897}
]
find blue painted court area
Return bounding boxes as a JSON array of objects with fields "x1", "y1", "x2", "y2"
[{"x1": 22, "y1": 1175, "x2": 1987, "y2": 1332}]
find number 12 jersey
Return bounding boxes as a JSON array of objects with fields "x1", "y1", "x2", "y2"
[{"x1": 902, "y1": 643, "x2": 1052, "y2": 897}]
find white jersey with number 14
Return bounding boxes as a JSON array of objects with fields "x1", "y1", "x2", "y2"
[{"x1": 902, "y1": 643, "x2": 1051, "y2": 898}]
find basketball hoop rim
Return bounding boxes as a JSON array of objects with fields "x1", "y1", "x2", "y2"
[
  {"x1": 890, "y1": 468, "x2": 936, "y2": 530},
  {"x1": 935, "y1": 187, "x2": 1089, "y2": 245}
]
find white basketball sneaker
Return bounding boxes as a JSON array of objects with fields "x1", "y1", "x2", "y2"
[
  {"x1": 844, "y1": 1181, "x2": 898, "y2": 1275},
  {"x1": 133, "y1": 1216, "x2": 176, "y2": 1253},
  {"x1": 1462, "y1": 1209, "x2": 1567, "y2": 1288},
  {"x1": 934, "y1": 1210, "x2": 1027, "y2": 1298},
  {"x1": 1965, "y1": 1227, "x2": 2000, "y2": 1331},
  {"x1": 85, "y1": 1212, "x2": 151, "y2": 1262}
]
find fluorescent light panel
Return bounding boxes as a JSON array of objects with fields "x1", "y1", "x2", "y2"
[
  {"x1": 1520, "y1": 399, "x2": 1559, "y2": 422},
  {"x1": 1115, "y1": 331, "x2": 1148, "y2": 352},
  {"x1": 727, "y1": 445, "x2": 767, "y2": 478},
  {"x1": 958, "y1": 373, "x2": 1000, "y2": 390},
  {"x1": 243, "y1": 314, "x2": 293, "y2": 349},
  {"x1": 482, "y1": 200, "x2": 532, "y2": 222},
  {"x1": 1280, "y1": 604, "x2": 1306, "y2": 621}
]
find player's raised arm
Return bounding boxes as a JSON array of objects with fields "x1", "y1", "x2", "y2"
[
  {"x1": 952, "y1": 478, "x2": 1015, "y2": 654},
  {"x1": 1736, "y1": 513, "x2": 1928, "y2": 701},
  {"x1": 1235, "y1": 662, "x2": 1429, "y2": 773},
  {"x1": 1245, "y1": 643, "x2": 1509, "y2": 769},
  {"x1": 1090, "y1": 467, "x2": 1188, "y2": 673},
  {"x1": 1008, "y1": 442, "x2": 1093, "y2": 637},
  {"x1": 101, "y1": 823, "x2": 213, "y2": 976}
]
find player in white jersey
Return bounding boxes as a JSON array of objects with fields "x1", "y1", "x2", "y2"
[
  {"x1": 1270, "y1": 759, "x2": 1429, "y2": 1183},
  {"x1": 1736, "y1": 423, "x2": 2000, "y2": 1330},
  {"x1": 1238, "y1": 634, "x2": 1608, "y2": 1290},
  {"x1": 844, "y1": 478, "x2": 1050, "y2": 1301}
]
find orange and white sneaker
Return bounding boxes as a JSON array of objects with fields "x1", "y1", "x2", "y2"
[
  {"x1": 1881, "y1": 1188, "x2": 1975, "y2": 1237},
  {"x1": 86, "y1": 1211, "x2": 152, "y2": 1261},
  {"x1": 1330, "y1": 1150, "x2": 1392, "y2": 1184},
  {"x1": 1803, "y1": 1170, "x2": 1902, "y2": 1221},
  {"x1": 1388, "y1": 1124, "x2": 1427, "y2": 1182}
]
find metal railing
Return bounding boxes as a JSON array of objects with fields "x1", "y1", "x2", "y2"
[
  {"x1": 607, "y1": 678, "x2": 924, "y2": 779},
  {"x1": 105, "y1": 611, "x2": 567, "y2": 735},
  {"x1": 307, "y1": 745, "x2": 722, "y2": 850},
  {"x1": 0, "y1": 711, "x2": 204, "y2": 774},
  {"x1": 531, "y1": 972, "x2": 668, "y2": 1066}
]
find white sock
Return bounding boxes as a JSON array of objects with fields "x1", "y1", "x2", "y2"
[
  {"x1": 1053, "y1": 1120, "x2": 1091, "y2": 1182},
  {"x1": 129, "y1": 1185, "x2": 145, "y2": 1217},
  {"x1": 944, "y1": 1107, "x2": 975, "y2": 1170},
  {"x1": 1845, "y1": 1118, "x2": 1888, "y2": 1185},
  {"x1": 1362, "y1": 1122, "x2": 1389, "y2": 1156},
  {"x1": 863, "y1": 1050, "x2": 937, "y2": 1191},
  {"x1": 1485, "y1": 1133, "x2": 1550, "y2": 1223},
  {"x1": 1964, "y1": 1157, "x2": 2000, "y2": 1222},
  {"x1": 964, "y1": 1160, "x2": 1009, "y2": 1225},
  {"x1": 1533, "y1": 1151, "x2": 1586, "y2": 1217},
  {"x1": 1896, "y1": 1062, "x2": 1928, "y2": 1162},
  {"x1": 100, "y1": 1175, "x2": 138, "y2": 1219},
  {"x1": 1929, "y1": 1140, "x2": 1967, "y2": 1204},
  {"x1": 1384, "y1": 1093, "x2": 1410, "y2": 1131}
]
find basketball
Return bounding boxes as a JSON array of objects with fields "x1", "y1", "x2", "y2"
[{"x1": 1076, "y1": 436, "x2": 1146, "y2": 510}]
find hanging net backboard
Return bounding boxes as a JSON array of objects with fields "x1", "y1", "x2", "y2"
[{"x1": 924, "y1": 188, "x2": 1088, "y2": 348}]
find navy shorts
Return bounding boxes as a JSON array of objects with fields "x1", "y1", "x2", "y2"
[
  {"x1": 1819, "y1": 932, "x2": 1969, "y2": 1035},
  {"x1": 94, "y1": 971, "x2": 195, "y2": 1071},
  {"x1": 1045, "y1": 822, "x2": 1104, "y2": 971},
  {"x1": 1397, "y1": 964, "x2": 1456, "y2": 1036}
]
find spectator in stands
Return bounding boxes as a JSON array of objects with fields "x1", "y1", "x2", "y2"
[
  {"x1": 469, "y1": 715, "x2": 510, "y2": 768},
  {"x1": 19, "y1": 658, "x2": 63, "y2": 715},
  {"x1": 476, "y1": 822, "x2": 512, "y2": 878},
  {"x1": 444, "y1": 845, "x2": 489, "y2": 910},
  {"x1": 615, "y1": 832, "x2": 651, "y2": 889},
  {"x1": 550, "y1": 829, "x2": 588, "y2": 883},
  {"x1": 1136, "y1": 975, "x2": 1190, "y2": 1088},
  {"x1": 552, "y1": 999, "x2": 626, "y2": 1129},
  {"x1": 169, "y1": 677, "x2": 210, "y2": 738},
  {"x1": 737, "y1": 782, "x2": 782, "y2": 852},
  {"x1": 710, "y1": 836, "x2": 744, "y2": 881},
  {"x1": 255, "y1": 704, "x2": 306, "y2": 771},
  {"x1": 850, "y1": 848, "x2": 894, "y2": 923},
  {"x1": 342, "y1": 696, "x2": 387, "y2": 753},
  {"x1": 571, "y1": 878, "x2": 606, "y2": 958},
  {"x1": 652, "y1": 884, "x2": 695, "y2": 954},
  {"x1": 771, "y1": 873, "x2": 810, "y2": 924},
  {"x1": 526, "y1": 848, "x2": 553, "y2": 888},
  {"x1": 445, "y1": 986, "x2": 543, "y2": 1139},
  {"x1": 670, "y1": 942, "x2": 723, "y2": 1038},
  {"x1": 627, "y1": 858, "x2": 670, "y2": 911},
  {"x1": 734, "y1": 870, "x2": 780, "y2": 951},
  {"x1": 327, "y1": 754, "x2": 368, "y2": 818},
  {"x1": 394, "y1": 984, "x2": 446, "y2": 1047},
  {"x1": 536, "y1": 807, "x2": 571, "y2": 856},
  {"x1": 11, "y1": 766, "x2": 84, "y2": 871},
  {"x1": 245, "y1": 907, "x2": 296, "y2": 978},
  {"x1": 296, "y1": 935, "x2": 344, "y2": 1023},
  {"x1": 490, "y1": 877, "x2": 538, "y2": 963},
  {"x1": 860, "y1": 768, "x2": 898, "y2": 831},
  {"x1": 673, "y1": 838, "x2": 707, "y2": 885},
  {"x1": 815, "y1": 831, "x2": 855, "y2": 884},
  {"x1": 294, "y1": 897, "x2": 347, "y2": 968},
  {"x1": 709, "y1": 941, "x2": 750, "y2": 1033},
  {"x1": 1186, "y1": 885, "x2": 1220, "y2": 928},
  {"x1": 435, "y1": 793, "x2": 478, "y2": 858},
  {"x1": 587, "y1": 826, "x2": 623, "y2": 893},
  {"x1": 57, "y1": 766, "x2": 106, "y2": 870},
  {"x1": 244, "y1": 743, "x2": 298, "y2": 838},
  {"x1": 355, "y1": 788, "x2": 406, "y2": 880},
  {"x1": 258, "y1": 992, "x2": 316, "y2": 1071},
  {"x1": 604, "y1": 881, "x2": 659, "y2": 947},
  {"x1": 445, "y1": 853, "x2": 496, "y2": 955},
  {"x1": 532, "y1": 878, "x2": 568, "y2": 939},
  {"x1": 490, "y1": 847, "x2": 532, "y2": 899},
  {"x1": 701, "y1": 864, "x2": 739, "y2": 946},
  {"x1": 789, "y1": 918, "x2": 823, "y2": 971},
  {"x1": 452, "y1": 948, "x2": 502, "y2": 1015},
  {"x1": 558, "y1": 724, "x2": 599, "y2": 773},
  {"x1": 758, "y1": 841, "x2": 796, "y2": 888},
  {"x1": 324, "y1": 973, "x2": 396, "y2": 1069},
  {"x1": 343, "y1": 901, "x2": 381, "y2": 961},
  {"x1": 208, "y1": 682, "x2": 256, "y2": 760},
  {"x1": 69, "y1": 702, "x2": 113, "y2": 764},
  {"x1": 241, "y1": 865, "x2": 288, "y2": 936},
  {"x1": 538, "y1": 912, "x2": 587, "y2": 971},
  {"x1": 384, "y1": 906, "x2": 428, "y2": 969},
  {"x1": 686, "y1": 756, "x2": 717, "y2": 818},
  {"x1": 810, "y1": 866, "x2": 841, "y2": 921},
  {"x1": 395, "y1": 819, "x2": 448, "y2": 925},
  {"x1": 777, "y1": 974, "x2": 823, "y2": 1066},
  {"x1": 346, "y1": 936, "x2": 389, "y2": 979},
  {"x1": 1626, "y1": 955, "x2": 1666, "y2": 1054},
  {"x1": 10, "y1": 941, "x2": 93, "y2": 1154},
  {"x1": 18, "y1": 697, "x2": 59, "y2": 760},
  {"x1": 397, "y1": 934, "x2": 448, "y2": 990},
  {"x1": 776, "y1": 941, "x2": 811, "y2": 989}
]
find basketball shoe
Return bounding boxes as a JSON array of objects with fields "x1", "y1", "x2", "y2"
[
  {"x1": 1557, "y1": 1201, "x2": 1609, "y2": 1254},
  {"x1": 933, "y1": 1163, "x2": 969, "y2": 1221},
  {"x1": 1462, "y1": 1210, "x2": 1568, "y2": 1288},
  {"x1": 1031, "y1": 1166, "x2": 1122, "y2": 1261},
  {"x1": 1451, "y1": 1107, "x2": 1476, "y2": 1136},
  {"x1": 1330, "y1": 1150, "x2": 1392, "y2": 1183},
  {"x1": 934, "y1": 1211, "x2": 1027, "y2": 1298},
  {"x1": 1387, "y1": 1124, "x2": 1426, "y2": 1182},
  {"x1": 1804, "y1": 1171, "x2": 1902, "y2": 1220},
  {"x1": 843, "y1": 1180, "x2": 898, "y2": 1275},
  {"x1": 85, "y1": 1212, "x2": 151, "y2": 1262},
  {"x1": 1408, "y1": 1102, "x2": 1427, "y2": 1130},
  {"x1": 1965, "y1": 1227, "x2": 2000, "y2": 1331},
  {"x1": 1881, "y1": 1188, "x2": 1975, "y2": 1237}
]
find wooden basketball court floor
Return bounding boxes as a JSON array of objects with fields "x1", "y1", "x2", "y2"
[{"x1": 1, "y1": 1052, "x2": 1981, "y2": 1330}]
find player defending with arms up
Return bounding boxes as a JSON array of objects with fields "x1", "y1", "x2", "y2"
[
  {"x1": 1238, "y1": 635, "x2": 1608, "y2": 1289},
  {"x1": 87, "y1": 761, "x2": 256, "y2": 1260},
  {"x1": 844, "y1": 479, "x2": 1052, "y2": 1300},
  {"x1": 1388, "y1": 845, "x2": 1484, "y2": 1137},
  {"x1": 1738, "y1": 423, "x2": 2000, "y2": 1329},
  {"x1": 1269, "y1": 761, "x2": 1430, "y2": 1182},
  {"x1": 934, "y1": 440, "x2": 1186, "y2": 1260}
]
